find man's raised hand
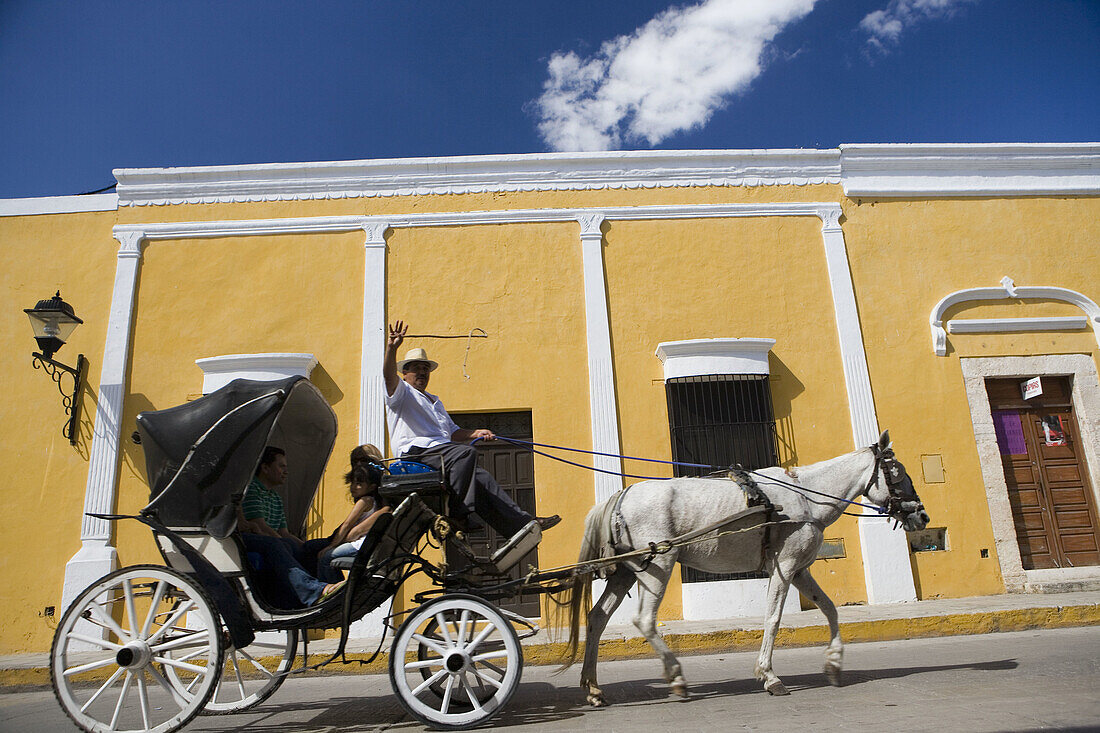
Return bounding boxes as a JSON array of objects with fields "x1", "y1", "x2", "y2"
[{"x1": 388, "y1": 321, "x2": 408, "y2": 349}]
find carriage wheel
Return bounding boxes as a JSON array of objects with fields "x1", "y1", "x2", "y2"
[
  {"x1": 165, "y1": 629, "x2": 296, "y2": 714},
  {"x1": 390, "y1": 594, "x2": 522, "y2": 730},
  {"x1": 50, "y1": 565, "x2": 224, "y2": 733}
]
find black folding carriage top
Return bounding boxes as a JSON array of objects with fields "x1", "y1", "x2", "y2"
[{"x1": 136, "y1": 375, "x2": 336, "y2": 539}]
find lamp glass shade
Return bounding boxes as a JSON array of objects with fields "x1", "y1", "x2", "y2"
[{"x1": 24, "y1": 292, "x2": 82, "y2": 356}]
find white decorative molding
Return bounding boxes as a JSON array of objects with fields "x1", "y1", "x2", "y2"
[
  {"x1": 577, "y1": 211, "x2": 606, "y2": 237},
  {"x1": 655, "y1": 338, "x2": 775, "y2": 379},
  {"x1": 63, "y1": 230, "x2": 145, "y2": 622},
  {"x1": 578, "y1": 214, "x2": 624, "y2": 503},
  {"x1": 841, "y1": 143, "x2": 1100, "y2": 197},
  {"x1": 112, "y1": 202, "x2": 838, "y2": 241},
  {"x1": 195, "y1": 353, "x2": 318, "y2": 394},
  {"x1": 817, "y1": 205, "x2": 843, "y2": 231},
  {"x1": 947, "y1": 316, "x2": 1089, "y2": 334},
  {"x1": 360, "y1": 225, "x2": 389, "y2": 451},
  {"x1": 930, "y1": 277, "x2": 1100, "y2": 356},
  {"x1": 113, "y1": 149, "x2": 842, "y2": 206},
  {"x1": 0, "y1": 193, "x2": 118, "y2": 217},
  {"x1": 961, "y1": 355, "x2": 1100, "y2": 592}
]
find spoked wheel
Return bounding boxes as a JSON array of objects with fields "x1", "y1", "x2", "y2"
[
  {"x1": 167, "y1": 629, "x2": 296, "y2": 714},
  {"x1": 50, "y1": 565, "x2": 224, "y2": 733},
  {"x1": 390, "y1": 594, "x2": 522, "y2": 730}
]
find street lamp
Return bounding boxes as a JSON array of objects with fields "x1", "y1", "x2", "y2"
[{"x1": 25, "y1": 292, "x2": 86, "y2": 445}]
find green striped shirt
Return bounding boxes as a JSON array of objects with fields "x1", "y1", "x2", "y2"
[{"x1": 242, "y1": 478, "x2": 287, "y2": 530}]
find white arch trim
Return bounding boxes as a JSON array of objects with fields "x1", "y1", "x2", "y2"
[{"x1": 931, "y1": 277, "x2": 1100, "y2": 356}]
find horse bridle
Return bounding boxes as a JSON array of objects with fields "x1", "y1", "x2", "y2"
[{"x1": 864, "y1": 444, "x2": 924, "y2": 523}]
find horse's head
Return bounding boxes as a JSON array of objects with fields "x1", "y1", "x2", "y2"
[{"x1": 865, "y1": 431, "x2": 930, "y2": 531}]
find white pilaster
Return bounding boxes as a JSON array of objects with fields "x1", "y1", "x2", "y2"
[
  {"x1": 62, "y1": 230, "x2": 144, "y2": 638},
  {"x1": 816, "y1": 208, "x2": 917, "y2": 603},
  {"x1": 359, "y1": 224, "x2": 389, "y2": 453},
  {"x1": 578, "y1": 214, "x2": 624, "y2": 503}
]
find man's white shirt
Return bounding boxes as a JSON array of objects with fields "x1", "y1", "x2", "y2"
[{"x1": 385, "y1": 378, "x2": 460, "y2": 457}]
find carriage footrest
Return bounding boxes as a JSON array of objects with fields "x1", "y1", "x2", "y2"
[{"x1": 489, "y1": 520, "x2": 542, "y2": 573}]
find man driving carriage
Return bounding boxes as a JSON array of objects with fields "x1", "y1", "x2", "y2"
[{"x1": 384, "y1": 320, "x2": 560, "y2": 536}]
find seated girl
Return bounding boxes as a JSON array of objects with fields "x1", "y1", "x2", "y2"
[{"x1": 316, "y1": 458, "x2": 391, "y2": 582}]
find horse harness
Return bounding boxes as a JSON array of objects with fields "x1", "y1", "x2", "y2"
[
  {"x1": 607, "y1": 468, "x2": 775, "y2": 572},
  {"x1": 864, "y1": 445, "x2": 924, "y2": 525}
]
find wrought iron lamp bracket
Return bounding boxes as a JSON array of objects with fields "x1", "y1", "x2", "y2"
[{"x1": 32, "y1": 352, "x2": 85, "y2": 445}]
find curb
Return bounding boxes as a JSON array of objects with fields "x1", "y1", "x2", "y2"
[{"x1": 4, "y1": 603, "x2": 1098, "y2": 692}]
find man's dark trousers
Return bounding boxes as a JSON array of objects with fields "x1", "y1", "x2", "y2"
[{"x1": 404, "y1": 442, "x2": 530, "y2": 536}]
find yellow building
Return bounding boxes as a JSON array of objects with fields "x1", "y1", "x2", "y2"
[{"x1": 2, "y1": 143, "x2": 1098, "y2": 654}]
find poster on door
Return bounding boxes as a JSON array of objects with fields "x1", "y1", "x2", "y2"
[
  {"x1": 1042, "y1": 415, "x2": 1066, "y2": 446},
  {"x1": 993, "y1": 410, "x2": 1027, "y2": 455}
]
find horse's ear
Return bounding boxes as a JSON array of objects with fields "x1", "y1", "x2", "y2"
[{"x1": 878, "y1": 430, "x2": 890, "y2": 449}]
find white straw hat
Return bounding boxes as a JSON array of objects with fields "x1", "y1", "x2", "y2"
[{"x1": 397, "y1": 347, "x2": 439, "y2": 372}]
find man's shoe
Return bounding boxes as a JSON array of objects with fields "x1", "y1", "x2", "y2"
[{"x1": 535, "y1": 514, "x2": 561, "y2": 531}]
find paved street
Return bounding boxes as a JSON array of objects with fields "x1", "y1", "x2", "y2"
[{"x1": 4, "y1": 626, "x2": 1098, "y2": 733}]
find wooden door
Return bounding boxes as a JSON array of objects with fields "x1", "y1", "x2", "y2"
[
  {"x1": 449, "y1": 412, "x2": 541, "y2": 617},
  {"x1": 987, "y1": 377, "x2": 1100, "y2": 569}
]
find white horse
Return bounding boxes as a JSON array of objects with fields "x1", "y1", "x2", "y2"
[{"x1": 560, "y1": 431, "x2": 929, "y2": 705}]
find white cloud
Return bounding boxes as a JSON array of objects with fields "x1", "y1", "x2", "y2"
[
  {"x1": 534, "y1": 0, "x2": 817, "y2": 152},
  {"x1": 860, "y1": 0, "x2": 975, "y2": 53}
]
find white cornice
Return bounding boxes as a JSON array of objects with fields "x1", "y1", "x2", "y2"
[
  {"x1": 656, "y1": 338, "x2": 776, "y2": 379},
  {"x1": 113, "y1": 149, "x2": 841, "y2": 206},
  {"x1": 0, "y1": 193, "x2": 118, "y2": 217},
  {"x1": 841, "y1": 143, "x2": 1100, "y2": 197},
  {"x1": 195, "y1": 353, "x2": 318, "y2": 394}
]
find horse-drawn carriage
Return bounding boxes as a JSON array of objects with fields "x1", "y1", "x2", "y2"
[
  {"x1": 50, "y1": 375, "x2": 929, "y2": 732},
  {"x1": 50, "y1": 376, "x2": 566, "y2": 732}
]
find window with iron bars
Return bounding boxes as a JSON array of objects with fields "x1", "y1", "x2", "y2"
[{"x1": 665, "y1": 374, "x2": 778, "y2": 583}]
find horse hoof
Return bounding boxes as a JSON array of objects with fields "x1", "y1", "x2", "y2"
[
  {"x1": 765, "y1": 679, "x2": 790, "y2": 696},
  {"x1": 824, "y1": 664, "x2": 842, "y2": 687},
  {"x1": 671, "y1": 679, "x2": 689, "y2": 698},
  {"x1": 587, "y1": 694, "x2": 607, "y2": 707}
]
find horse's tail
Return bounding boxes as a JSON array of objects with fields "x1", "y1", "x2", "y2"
[{"x1": 553, "y1": 496, "x2": 616, "y2": 669}]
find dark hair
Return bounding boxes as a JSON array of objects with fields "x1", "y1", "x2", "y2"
[
  {"x1": 350, "y1": 443, "x2": 384, "y2": 466},
  {"x1": 255, "y1": 446, "x2": 285, "y2": 476},
  {"x1": 344, "y1": 460, "x2": 383, "y2": 487}
]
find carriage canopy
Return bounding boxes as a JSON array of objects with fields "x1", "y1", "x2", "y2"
[{"x1": 136, "y1": 376, "x2": 337, "y2": 538}]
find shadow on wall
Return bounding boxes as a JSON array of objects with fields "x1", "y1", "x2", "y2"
[
  {"x1": 121, "y1": 392, "x2": 157, "y2": 487},
  {"x1": 71, "y1": 361, "x2": 96, "y2": 461},
  {"x1": 769, "y1": 353, "x2": 803, "y2": 467},
  {"x1": 304, "y1": 363, "x2": 343, "y2": 538},
  {"x1": 308, "y1": 363, "x2": 344, "y2": 406}
]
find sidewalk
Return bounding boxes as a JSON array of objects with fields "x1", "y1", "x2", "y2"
[{"x1": 4, "y1": 590, "x2": 1098, "y2": 690}]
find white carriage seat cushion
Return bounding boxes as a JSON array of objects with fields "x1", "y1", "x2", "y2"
[{"x1": 156, "y1": 531, "x2": 248, "y2": 576}]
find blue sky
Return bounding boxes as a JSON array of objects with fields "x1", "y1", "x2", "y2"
[{"x1": 1, "y1": 0, "x2": 1097, "y2": 199}]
